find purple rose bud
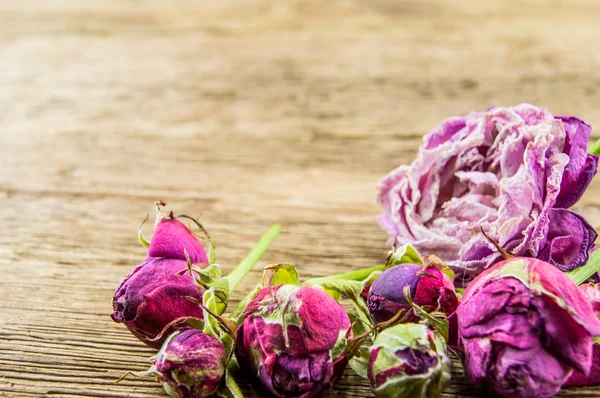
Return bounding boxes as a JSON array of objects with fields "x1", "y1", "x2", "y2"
[
  {"x1": 367, "y1": 257, "x2": 459, "y2": 324},
  {"x1": 235, "y1": 285, "x2": 352, "y2": 398},
  {"x1": 457, "y1": 257, "x2": 600, "y2": 397},
  {"x1": 112, "y1": 215, "x2": 208, "y2": 348},
  {"x1": 565, "y1": 283, "x2": 600, "y2": 387},
  {"x1": 154, "y1": 329, "x2": 227, "y2": 397},
  {"x1": 377, "y1": 104, "x2": 598, "y2": 280},
  {"x1": 368, "y1": 323, "x2": 450, "y2": 398}
]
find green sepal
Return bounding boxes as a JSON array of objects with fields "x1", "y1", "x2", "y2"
[
  {"x1": 348, "y1": 312, "x2": 370, "y2": 338},
  {"x1": 137, "y1": 211, "x2": 151, "y2": 248},
  {"x1": 185, "y1": 252, "x2": 229, "y2": 314},
  {"x1": 349, "y1": 345, "x2": 370, "y2": 379},
  {"x1": 566, "y1": 249, "x2": 600, "y2": 285},
  {"x1": 403, "y1": 285, "x2": 449, "y2": 343},
  {"x1": 386, "y1": 244, "x2": 423, "y2": 269},
  {"x1": 589, "y1": 137, "x2": 600, "y2": 156},
  {"x1": 202, "y1": 288, "x2": 222, "y2": 337},
  {"x1": 199, "y1": 288, "x2": 238, "y2": 357},
  {"x1": 319, "y1": 280, "x2": 372, "y2": 331},
  {"x1": 262, "y1": 263, "x2": 299, "y2": 288},
  {"x1": 216, "y1": 360, "x2": 244, "y2": 398}
]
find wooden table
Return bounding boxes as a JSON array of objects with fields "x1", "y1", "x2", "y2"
[{"x1": 2, "y1": 1, "x2": 600, "y2": 396}]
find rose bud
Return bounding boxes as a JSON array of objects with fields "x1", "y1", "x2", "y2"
[
  {"x1": 377, "y1": 104, "x2": 598, "y2": 281},
  {"x1": 367, "y1": 256, "x2": 459, "y2": 324},
  {"x1": 111, "y1": 257, "x2": 206, "y2": 349},
  {"x1": 368, "y1": 323, "x2": 450, "y2": 398},
  {"x1": 112, "y1": 204, "x2": 210, "y2": 348},
  {"x1": 565, "y1": 283, "x2": 600, "y2": 387},
  {"x1": 153, "y1": 329, "x2": 227, "y2": 398},
  {"x1": 457, "y1": 257, "x2": 600, "y2": 397},
  {"x1": 235, "y1": 284, "x2": 352, "y2": 398}
]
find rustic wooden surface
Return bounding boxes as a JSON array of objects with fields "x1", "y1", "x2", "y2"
[{"x1": 2, "y1": 0, "x2": 600, "y2": 396}]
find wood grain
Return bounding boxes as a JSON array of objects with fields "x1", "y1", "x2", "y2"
[{"x1": 1, "y1": 0, "x2": 600, "y2": 396}]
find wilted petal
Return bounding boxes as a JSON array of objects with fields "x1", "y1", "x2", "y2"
[
  {"x1": 555, "y1": 116, "x2": 598, "y2": 208},
  {"x1": 538, "y1": 208, "x2": 598, "y2": 271},
  {"x1": 148, "y1": 217, "x2": 209, "y2": 264}
]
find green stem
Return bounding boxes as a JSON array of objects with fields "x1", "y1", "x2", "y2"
[
  {"x1": 302, "y1": 264, "x2": 385, "y2": 286},
  {"x1": 226, "y1": 224, "x2": 281, "y2": 294},
  {"x1": 589, "y1": 138, "x2": 600, "y2": 156},
  {"x1": 565, "y1": 249, "x2": 600, "y2": 285}
]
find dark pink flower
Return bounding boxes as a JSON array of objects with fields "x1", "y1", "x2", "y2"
[
  {"x1": 457, "y1": 258, "x2": 600, "y2": 397},
  {"x1": 235, "y1": 285, "x2": 352, "y2": 398}
]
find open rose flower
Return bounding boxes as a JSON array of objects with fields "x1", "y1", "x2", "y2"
[
  {"x1": 235, "y1": 284, "x2": 352, "y2": 398},
  {"x1": 457, "y1": 257, "x2": 600, "y2": 397},
  {"x1": 377, "y1": 104, "x2": 598, "y2": 280}
]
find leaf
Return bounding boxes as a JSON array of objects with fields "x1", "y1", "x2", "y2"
[
  {"x1": 262, "y1": 263, "x2": 299, "y2": 288},
  {"x1": 386, "y1": 244, "x2": 423, "y2": 269},
  {"x1": 320, "y1": 280, "x2": 372, "y2": 330},
  {"x1": 194, "y1": 263, "x2": 223, "y2": 283},
  {"x1": 230, "y1": 285, "x2": 261, "y2": 326},
  {"x1": 565, "y1": 249, "x2": 600, "y2": 285},
  {"x1": 590, "y1": 138, "x2": 600, "y2": 156},
  {"x1": 348, "y1": 345, "x2": 370, "y2": 379}
]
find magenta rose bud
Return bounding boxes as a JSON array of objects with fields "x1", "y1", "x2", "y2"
[
  {"x1": 377, "y1": 104, "x2": 598, "y2": 280},
  {"x1": 154, "y1": 329, "x2": 227, "y2": 398},
  {"x1": 148, "y1": 216, "x2": 210, "y2": 265},
  {"x1": 112, "y1": 215, "x2": 208, "y2": 348},
  {"x1": 367, "y1": 260, "x2": 459, "y2": 324},
  {"x1": 235, "y1": 285, "x2": 352, "y2": 398},
  {"x1": 457, "y1": 258, "x2": 600, "y2": 397}
]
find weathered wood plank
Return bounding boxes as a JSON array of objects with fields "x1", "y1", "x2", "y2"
[{"x1": 2, "y1": 0, "x2": 600, "y2": 396}]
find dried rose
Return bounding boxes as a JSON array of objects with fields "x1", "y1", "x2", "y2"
[
  {"x1": 153, "y1": 329, "x2": 227, "y2": 398},
  {"x1": 377, "y1": 104, "x2": 598, "y2": 280},
  {"x1": 112, "y1": 212, "x2": 208, "y2": 348},
  {"x1": 367, "y1": 256, "x2": 459, "y2": 324},
  {"x1": 235, "y1": 284, "x2": 352, "y2": 398},
  {"x1": 368, "y1": 323, "x2": 450, "y2": 398},
  {"x1": 457, "y1": 257, "x2": 600, "y2": 397}
]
